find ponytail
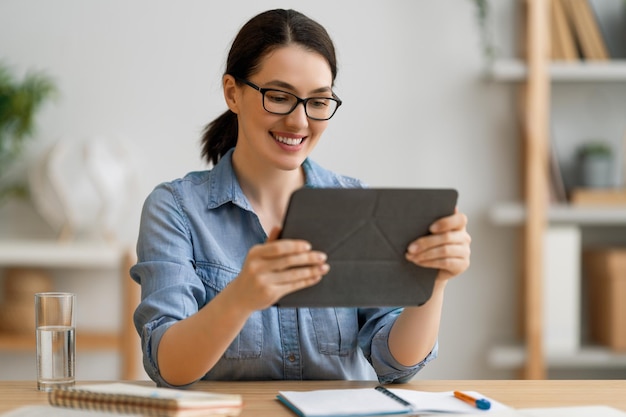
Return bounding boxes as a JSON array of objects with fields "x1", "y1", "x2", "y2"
[{"x1": 201, "y1": 110, "x2": 238, "y2": 165}]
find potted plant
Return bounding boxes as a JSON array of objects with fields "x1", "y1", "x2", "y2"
[
  {"x1": 577, "y1": 140, "x2": 613, "y2": 188},
  {"x1": 0, "y1": 62, "x2": 57, "y2": 204}
]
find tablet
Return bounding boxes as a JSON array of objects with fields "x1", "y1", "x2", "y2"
[{"x1": 275, "y1": 188, "x2": 458, "y2": 307}]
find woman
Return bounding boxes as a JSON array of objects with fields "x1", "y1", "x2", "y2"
[{"x1": 131, "y1": 8, "x2": 471, "y2": 387}]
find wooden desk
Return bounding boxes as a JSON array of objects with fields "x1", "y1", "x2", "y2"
[{"x1": 1, "y1": 380, "x2": 625, "y2": 416}]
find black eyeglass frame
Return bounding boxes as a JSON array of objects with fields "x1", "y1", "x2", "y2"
[{"x1": 234, "y1": 76, "x2": 342, "y2": 121}]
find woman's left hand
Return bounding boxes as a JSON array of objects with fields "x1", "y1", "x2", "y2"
[{"x1": 405, "y1": 208, "x2": 471, "y2": 281}]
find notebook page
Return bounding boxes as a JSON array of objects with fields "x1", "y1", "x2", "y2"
[
  {"x1": 277, "y1": 388, "x2": 412, "y2": 416},
  {"x1": 387, "y1": 389, "x2": 512, "y2": 414}
]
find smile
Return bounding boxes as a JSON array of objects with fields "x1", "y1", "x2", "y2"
[{"x1": 273, "y1": 134, "x2": 304, "y2": 146}]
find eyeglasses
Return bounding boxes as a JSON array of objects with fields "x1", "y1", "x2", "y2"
[{"x1": 236, "y1": 77, "x2": 342, "y2": 121}]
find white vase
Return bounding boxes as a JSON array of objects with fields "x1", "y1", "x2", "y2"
[{"x1": 28, "y1": 138, "x2": 138, "y2": 241}]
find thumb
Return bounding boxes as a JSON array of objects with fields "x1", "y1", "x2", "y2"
[{"x1": 267, "y1": 226, "x2": 282, "y2": 242}]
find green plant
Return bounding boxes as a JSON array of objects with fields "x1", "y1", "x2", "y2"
[
  {"x1": 0, "y1": 62, "x2": 56, "y2": 203},
  {"x1": 577, "y1": 141, "x2": 612, "y2": 158},
  {"x1": 470, "y1": 0, "x2": 497, "y2": 65}
]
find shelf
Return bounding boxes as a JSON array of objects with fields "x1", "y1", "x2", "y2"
[
  {"x1": 488, "y1": 345, "x2": 626, "y2": 370},
  {"x1": 487, "y1": 59, "x2": 626, "y2": 82},
  {"x1": 0, "y1": 241, "x2": 140, "y2": 379},
  {"x1": 490, "y1": 202, "x2": 626, "y2": 226},
  {"x1": 0, "y1": 331, "x2": 121, "y2": 351},
  {"x1": 0, "y1": 240, "x2": 124, "y2": 268},
  {"x1": 491, "y1": 0, "x2": 626, "y2": 380}
]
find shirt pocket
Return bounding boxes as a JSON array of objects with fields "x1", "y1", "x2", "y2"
[
  {"x1": 309, "y1": 308, "x2": 358, "y2": 356},
  {"x1": 196, "y1": 262, "x2": 263, "y2": 359}
]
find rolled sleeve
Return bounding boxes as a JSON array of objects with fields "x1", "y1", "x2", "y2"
[
  {"x1": 372, "y1": 325, "x2": 438, "y2": 384},
  {"x1": 358, "y1": 307, "x2": 438, "y2": 384}
]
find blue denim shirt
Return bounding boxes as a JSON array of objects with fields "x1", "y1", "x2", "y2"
[{"x1": 131, "y1": 148, "x2": 437, "y2": 387}]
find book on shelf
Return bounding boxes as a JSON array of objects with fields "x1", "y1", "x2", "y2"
[
  {"x1": 47, "y1": 383, "x2": 242, "y2": 417},
  {"x1": 548, "y1": 135, "x2": 569, "y2": 204},
  {"x1": 588, "y1": 0, "x2": 626, "y2": 59},
  {"x1": 551, "y1": 0, "x2": 578, "y2": 61},
  {"x1": 570, "y1": 188, "x2": 626, "y2": 205},
  {"x1": 560, "y1": 0, "x2": 610, "y2": 60}
]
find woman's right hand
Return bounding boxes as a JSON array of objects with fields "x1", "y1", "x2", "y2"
[{"x1": 231, "y1": 227, "x2": 329, "y2": 311}]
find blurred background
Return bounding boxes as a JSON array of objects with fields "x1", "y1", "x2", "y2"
[{"x1": 0, "y1": 0, "x2": 625, "y2": 381}]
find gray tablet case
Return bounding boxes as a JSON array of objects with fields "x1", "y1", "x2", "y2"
[{"x1": 275, "y1": 188, "x2": 458, "y2": 307}]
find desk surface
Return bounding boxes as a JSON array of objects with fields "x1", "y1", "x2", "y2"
[{"x1": 1, "y1": 380, "x2": 626, "y2": 416}]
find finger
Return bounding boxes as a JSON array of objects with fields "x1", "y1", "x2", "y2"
[
  {"x1": 240, "y1": 266, "x2": 327, "y2": 310},
  {"x1": 283, "y1": 273, "x2": 325, "y2": 293},
  {"x1": 272, "y1": 262, "x2": 330, "y2": 285},
  {"x1": 251, "y1": 239, "x2": 313, "y2": 259},
  {"x1": 265, "y1": 227, "x2": 312, "y2": 255},
  {"x1": 433, "y1": 257, "x2": 470, "y2": 279},
  {"x1": 270, "y1": 250, "x2": 328, "y2": 272},
  {"x1": 430, "y1": 211, "x2": 468, "y2": 233},
  {"x1": 407, "y1": 229, "x2": 471, "y2": 255},
  {"x1": 406, "y1": 246, "x2": 470, "y2": 277},
  {"x1": 267, "y1": 226, "x2": 282, "y2": 242},
  {"x1": 407, "y1": 241, "x2": 470, "y2": 264}
]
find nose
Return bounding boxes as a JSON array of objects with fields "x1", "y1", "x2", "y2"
[{"x1": 283, "y1": 102, "x2": 308, "y2": 128}]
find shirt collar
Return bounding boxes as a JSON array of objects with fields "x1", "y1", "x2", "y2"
[
  {"x1": 207, "y1": 148, "x2": 251, "y2": 211},
  {"x1": 302, "y1": 158, "x2": 326, "y2": 188},
  {"x1": 206, "y1": 148, "x2": 325, "y2": 211}
]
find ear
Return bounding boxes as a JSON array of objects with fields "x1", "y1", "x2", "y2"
[{"x1": 223, "y1": 74, "x2": 240, "y2": 114}]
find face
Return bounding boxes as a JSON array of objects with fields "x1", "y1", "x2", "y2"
[{"x1": 224, "y1": 44, "x2": 334, "y2": 172}]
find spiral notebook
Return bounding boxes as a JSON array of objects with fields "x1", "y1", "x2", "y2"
[
  {"x1": 47, "y1": 383, "x2": 242, "y2": 416},
  {"x1": 276, "y1": 386, "x2": 511, "y2": 417}
]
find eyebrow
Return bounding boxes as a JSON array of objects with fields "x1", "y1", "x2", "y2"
[{"x1": 263, "y1": 80, "x2": 332, "y2": 95}]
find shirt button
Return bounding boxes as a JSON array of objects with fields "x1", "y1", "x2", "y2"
[{"x1": 288, "y1": 354, "x2": 296, "y2": 362}]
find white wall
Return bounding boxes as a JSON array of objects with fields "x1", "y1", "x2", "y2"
[{"x1": 0, "y1": 0, "x2": 524, "y2": 380}]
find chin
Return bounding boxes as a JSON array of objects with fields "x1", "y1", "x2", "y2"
[{"x1": 274, "y1": 154, "x2": 307, "y2": 172}]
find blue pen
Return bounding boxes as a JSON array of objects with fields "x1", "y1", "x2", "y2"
[{"x1": 454, "y1": 391, "x2": 491, "y2": 410}]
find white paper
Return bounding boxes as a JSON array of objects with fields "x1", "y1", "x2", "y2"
[
  {"x1": 387, "y1": 389, "x2": 511, "y2": 414},
  {"x1": 451, "y1": 405, "x2": 626, "y2": 417},
  {"x1": 278, "y1": 389, "x2": 410, "y2": 416}
]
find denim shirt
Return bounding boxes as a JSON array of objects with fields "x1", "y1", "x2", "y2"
[{"x1": 130, "y1": 148, "x2": 437, "y2": 387}]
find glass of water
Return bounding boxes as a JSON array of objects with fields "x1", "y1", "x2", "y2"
[{"x1": 35, "y1": 292, "x2": 75, "y2": 391}]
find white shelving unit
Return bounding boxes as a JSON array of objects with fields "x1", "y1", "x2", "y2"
[
  {"x1": 0, "y1": 240, "x2": 140, "y2": 379},
  {"x1": 488, "y1": 6, "x2": 626, "y2": 376},
  {"x1": 0, "y1": 241, "x2": 126, "y2": 268},
  {"x1": 489, "y1": 345, "x2": 626, "y2": 370},
  {"x1": 488, "y1": 202, "x2": 626, "y2": 371},
  {"x1": 488, "y1": 59, "x2": 626, "y2": 82},
  {"x1": 490, "y1": 202, "x2": 626, "y2": 226}
]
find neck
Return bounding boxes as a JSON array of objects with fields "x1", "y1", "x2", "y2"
[{"x1": 232, "y1": 149, "x2": 305, "y2": 233}]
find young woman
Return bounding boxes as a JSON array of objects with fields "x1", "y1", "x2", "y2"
[{"x1": 131, "y1": 8, "x2": 471, "y2": 388}]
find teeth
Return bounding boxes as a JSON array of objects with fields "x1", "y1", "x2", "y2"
[{"x1": 274, "y1": 135, "x2": 303, "y2": 146}]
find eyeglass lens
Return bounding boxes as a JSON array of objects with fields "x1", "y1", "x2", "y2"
[{"x1": 263, "y1": 90, "x2": 338, "y2": 120}]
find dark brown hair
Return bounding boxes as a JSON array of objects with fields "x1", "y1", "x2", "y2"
[{"x1": 200, "y1": 9, "x2": 338, "y2": 165}]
